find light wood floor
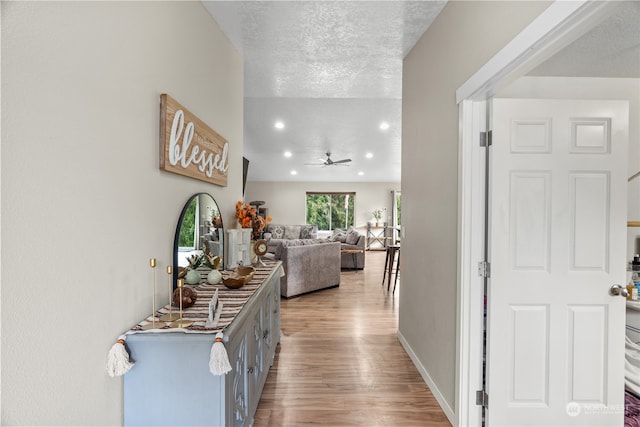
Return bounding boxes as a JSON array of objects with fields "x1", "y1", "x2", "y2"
[{"x1": 255, "y1": 251, "x2": 451, "y2": 427}]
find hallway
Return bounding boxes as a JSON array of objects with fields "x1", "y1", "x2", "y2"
[{"x1": 255, "y1": 251, "x2": 451, "y2": 426}]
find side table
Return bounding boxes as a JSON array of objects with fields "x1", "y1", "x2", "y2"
[
  {"x1": 366, "y1": 223, "x2": 391, "y2": 250},
  {"x1": 341, "y1": 248, "x2": 364, "y2": 270}
]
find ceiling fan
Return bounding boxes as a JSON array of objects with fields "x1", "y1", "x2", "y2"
[{"x1": 304, "y1": 152, "x2": 352, "y2": 167}]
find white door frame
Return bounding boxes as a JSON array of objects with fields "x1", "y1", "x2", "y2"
[{"x1": 455, "y1": 1, "x2": 621, "y2": 426}]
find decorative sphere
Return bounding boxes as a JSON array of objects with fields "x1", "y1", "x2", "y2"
[
  {"x1": 172, "y1": 287, "x2": 197, "y2": 308},
  {"x1": 207, "y1": 269, "x2": 222, "y2": 285},
  {"x1": 185, "y1": 269, "x2": 201, "y2": 285}
]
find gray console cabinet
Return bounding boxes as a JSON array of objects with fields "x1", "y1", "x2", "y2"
[{"x1": 124, "y1": 264, "x2": 281, "y2": 426}]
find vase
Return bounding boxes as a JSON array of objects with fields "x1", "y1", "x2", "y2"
[
  {"x1": 241, "y1": 228, "x2": 253, "y2": 266},
  {"x1": 207, "y1": 269, "x2": 222, "y2": 285},
  {"x1": 185, "y1": 269, "x2": 201, "y2": 285}
]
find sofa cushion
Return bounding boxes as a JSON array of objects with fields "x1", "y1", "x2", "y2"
[
  {"x1": 330, "y1": 228, "x2": 347, "y2": 242},
  {"x1": 284, "y1": 225, "x2": 302, "y2": 239},
  {"x1": 345, "y1": 227, "x2": 360, "y2": 245},
  {"x1": 266, "y1": 224, "x2": 320, "y2": 240},
  {"x1": 300, "y1": 224, "x2": 315, "y2": 239},
  {"x1": 267, "y1": 224, "x2": 286, "y2": 239}
]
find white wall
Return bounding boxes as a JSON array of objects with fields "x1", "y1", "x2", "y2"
[
  {"x1": 1, "y1": 2, "x2": 243, "y2": 425},
  {"x1": 497, "y1": 76, "x2": 640, "y2": 261},
  {"x1": 244, "y1": 181, "x2": 400, "y2": 234},
  {"x1": 401, "y1": 1, "x2": 552, "y2": 418}
]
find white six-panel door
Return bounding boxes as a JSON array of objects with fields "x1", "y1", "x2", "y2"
[{"x1": 487, "y1": 99, "x2": 629, "y2": 426}]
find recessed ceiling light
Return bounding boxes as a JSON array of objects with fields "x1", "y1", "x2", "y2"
[
  {"x1": 358, "y1": 171, "x2": 364, "y2": 176},
  {"x1": 379, "y1": 122, "x2": 390, "y2": 130},
  {"x1": 284, "y1": 151, "x2": 292, "y2": 158},
  {"x1": 274, "y1": 121, "x2": 285, "y2": 130},
  {"x1": 290, "y1": 170, "x2": 297, "y2": 175},
  {"x1": 365, "y1": 152, "x2": 373, "y2": 159}
]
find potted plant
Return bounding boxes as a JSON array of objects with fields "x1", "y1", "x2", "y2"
[
  {"x1": 185, "y1": 253, "x2": 203, "y2": 285},
  {"x1": 372, "y1": 209, "x2": 384, "y2": 227},
  {"x1": 203, "y1": 253, "x2": 222, "y2": 284}
]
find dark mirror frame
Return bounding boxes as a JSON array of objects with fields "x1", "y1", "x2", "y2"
[{"x1": 172, "y1": 193, "x2": 223, "y2": 290}]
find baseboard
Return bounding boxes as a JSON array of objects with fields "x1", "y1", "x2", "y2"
[{"x1": 397, "y1": 330, "x2": 456, "y2": 426}]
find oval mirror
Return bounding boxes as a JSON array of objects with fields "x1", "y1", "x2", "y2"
[{"x1": 173, "y1": 193, "x2": 223, "y2": 289}]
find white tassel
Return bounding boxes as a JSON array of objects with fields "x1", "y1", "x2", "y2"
[
  {"x1": 106, "y1": 335, "x2": 134, "y2": 377},
  {"x1": 209, "y1": 332, "x2": 232, "y2": 375}
]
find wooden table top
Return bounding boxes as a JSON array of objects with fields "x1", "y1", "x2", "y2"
[{"x1": 341, "y1": 248, "x2": 364, "y2": 254}]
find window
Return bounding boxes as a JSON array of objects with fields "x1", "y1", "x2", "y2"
[
  {"x1": 394, "y1": 191, "x2": 401, "y2": 227},
  {"x1": 393, "y1": 190, "x2": 401, "y2": 243},
  {"x1": 306, "y1": 192, "x2": 355, "y2": 230},
  {"x1": 179, "y1": 197, "x2": 198, "y2": 248}
]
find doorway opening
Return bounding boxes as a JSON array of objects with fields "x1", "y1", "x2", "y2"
[{"x1": 456, "y1": 2, "x2": 636, "y2": 425}]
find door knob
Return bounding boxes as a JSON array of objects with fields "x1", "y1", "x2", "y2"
[{"x1": 610, "y1": 284, "x2": 629, "y2": 298}]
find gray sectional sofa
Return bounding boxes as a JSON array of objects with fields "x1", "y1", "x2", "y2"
[
  {"x1": 265, "y1": 224, "x2": 365, "y2": 270},
  {"x1": 269, "y1": 239, "x2": 341, "y2": 298}
]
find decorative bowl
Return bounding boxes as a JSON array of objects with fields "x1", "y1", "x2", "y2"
[{"x1": 222, "y1": 266, "x2": 256, "y2": 289}]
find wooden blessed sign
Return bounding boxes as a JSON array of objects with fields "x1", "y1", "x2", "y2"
[{"x1": 159, "y1": 94, "x2": 229, "y2": 187}]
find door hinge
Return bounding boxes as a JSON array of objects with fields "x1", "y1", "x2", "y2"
[
  {"x1": 476, "y1": 390, "x2": 489, "y2": 408},
  {"x1": 480, "y1": 130, "x2": 493, "y2": 147},
  {"x1": 478, "y1": 261, "x2": 491, "y2": 278}
]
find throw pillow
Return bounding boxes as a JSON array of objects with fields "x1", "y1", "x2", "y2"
[
  {"x1": 345, "y1": 227, "x2": 360, "y2": 245},
  {"x1": 331, "y1": 228, "x2": 347, "y2": 243},
  {"x1": 284, "y1": 225, "x2": 302, "y2": 240},
  {"x1": 299, "y1": 224, "x2": 314, "y2": 239},
  {"x1": 267, "y1": 224, "x2": 285, "y2": 239}
]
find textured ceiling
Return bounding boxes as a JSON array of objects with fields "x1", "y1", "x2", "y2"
[
  {"x1": 203, "y1": 1, "x2": 446, "y2": 182},
  {"x1": 206, "y1": 1, "x2": 446, "y2": 99},
  {"x1": 203, "y1": 1, "x2": 639, "y2": 183},
  {"x1": 529, "y1": 1, "x2": 640, "y2": 78}
]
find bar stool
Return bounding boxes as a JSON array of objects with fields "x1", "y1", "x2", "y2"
[{"x1": 381, "y1": 244, "x2": 401, "y2": 293}]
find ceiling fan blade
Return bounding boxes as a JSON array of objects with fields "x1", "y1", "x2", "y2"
[{"x1": 305, "y1": 153, "x2": 349, "y2": 167}]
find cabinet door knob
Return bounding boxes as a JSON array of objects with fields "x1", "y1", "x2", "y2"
[
  {"x1": 263, "y1": 330, "x2": 269, "y2": 339},
  {"x1": 247, "y1": 366, "x2": 254, "y2": 374}
]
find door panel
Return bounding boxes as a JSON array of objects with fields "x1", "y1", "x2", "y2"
[
  {"x1": 568, "y1": 305, "x2": 606, "y2": 402},
  {"x1": 570, "y1": 172, "x2": 610, "y2": 271},
  {"x1": 510, "y1": 171, "x2": 551, "y2": 271},
  {"x1": 487, "y1": 99, "x2": 628, "y2": 426},
  {"x1": 508, "y1": 304, "x2": 549, "y2": 405}
]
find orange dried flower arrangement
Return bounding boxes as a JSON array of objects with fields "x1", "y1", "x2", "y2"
[{"x1": 235, "y1": 201, "x2": 272, "y2": 240}]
